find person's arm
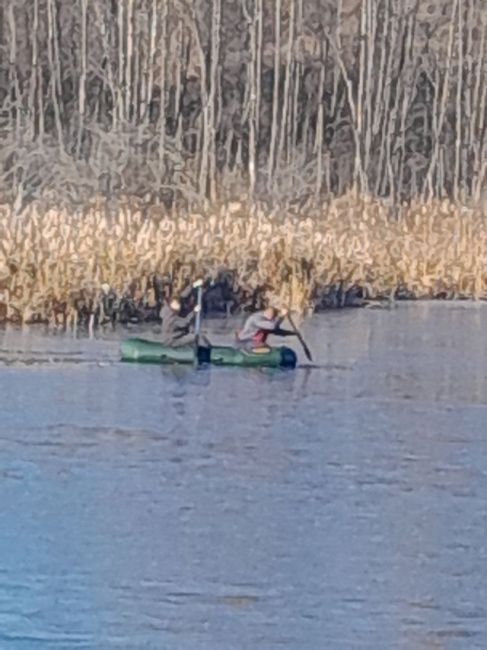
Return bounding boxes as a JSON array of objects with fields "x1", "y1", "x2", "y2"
[
  {"x1": 273, "y1": 327, "x2": 297, "y2": 337},
  {"x1": 174, "y1": 311, "x2": 195, "y2": 331},
  {"x1": 275, "y1": 309, "x2": 289, "y2": 328},
  {"x1": 180, "y1": 277, "x2": 205, "y2": 300},
  {"x1": 174, "y1": 302, "x2": 201, "y2": 331}
]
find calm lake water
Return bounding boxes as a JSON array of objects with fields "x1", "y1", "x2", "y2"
[{"x1": 1, "y1": 302, "x2": 487, "y2": 649}]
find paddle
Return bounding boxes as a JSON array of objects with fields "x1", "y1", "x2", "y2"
[
  {"x1": 286, "y1": 312, "x2": 313, "y2": 362},
  {"x1": 193, "y1": 279, "x2": 203, "y2": 367}
]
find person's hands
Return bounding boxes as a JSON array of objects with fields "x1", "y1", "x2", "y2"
[
  {"x1": 193, "y1": 278, "x2": 203, "y2": 289},
  {"x1": 280, "y1": 308, "x2": 289, "y2": 318},
  {"x1": 194, "y1": 304, "x2": 201, "y2": 313}
]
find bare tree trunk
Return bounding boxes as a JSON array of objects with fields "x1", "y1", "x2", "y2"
[
  {"x1": 363, "y1": 0, "x2": 378, "y2": 183},
  {"x1": 324, "y1": 30, "x2": 364, "y2": 194},
  {"x1": 453, "y1": 0, "x2": 464, "y2": 201},
  {"x1": 7, "y1": 2, "x2": 21, "y2": 142},
  {"x1": 356, "y1": 0, "x2": 367, "y2": 191},
  {"x1": 132, "y1": 8, "x2": 141, "y2": 124},
  {"x1": 189, "y1": 5, "x2": 210, "y2": 202},
  {"x1": 396, "y1": 5, "x2": 418, "y2": 199},
  {"x1": 208, "y1": 0, "x2": 221, "y2": 203},
  {"x1": 37, "y1": 55, "x2": 45, "y2": 141},
  {"x1": 172, "y1": 19, "x2": 184, "y2": 194},
  {"x1": 76, "y1": 0, "x2": 88, "y2": 157},
  {"x1": 28, "y1": 0, "x2": 40, "y2": 142},
  {"x1": 145, "y1": 0, "x2": 158, "y2": 124},
  {"x1": 242, "y1": 0, "x2": 256, "y2": 201},
  {"x1": 117, "y1": 1, "x2": 125, "y2": 123},
  {"x1": 423, "y1": 0, "x2": 459, "y2": 200},
  {"x1": 290, "y1": 59, "x2": 300, "y2": 169},
  {"x1": 46, "y1": 0, "x2": 65, "y2": 154},
  {"x1": 125, "y1": 0, "x2": 134, "y2": 122},
  {"x1": 267, "y1": 0, "x2": 281, "y2": 192},
  {"x1": 463, "y1": 0, "x2": 474, "y2": 196},
  {"x1": 374, "y1": 0, "x2": 396, "y2": 196},
  {"x1": 93, "y1": 1, "x2": 117, "y2": 130},
  {"x1": 276, "y1": 0, "x2": 295, "y2": 175},
  {"x1": 465, "y1": 1, "x2": 486, "y2": 202},
  {"x1": 255, "y1": 0, "x2": 263, "y2": 154},
  {"x1": 473, "y1": 58, "x2": 487, "y2": 203},
  {"x1": 314, "y1": 62, "x2": 325, "y2": 201},
  {"x1": 157, "y1": 0, "x2": 168, "y2": 183}
]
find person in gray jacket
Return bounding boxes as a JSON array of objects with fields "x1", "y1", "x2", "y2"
[
  {"x1": 236, "y1": 306, "x2": 296, "y2": 350},
  {"x1": 160, "y1": 297, "x2": 209, "y2": 347}
]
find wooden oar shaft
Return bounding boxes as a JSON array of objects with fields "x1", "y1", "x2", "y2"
[
  {"x1": 287, "y1": 313, "x2": 313, "y2": 361},
  {"x1": 194, "y1": 284, "x2": 203, "y2": 366},
  {"x1": 195, "y1": 286, "x2": 203, "y2": 337}
]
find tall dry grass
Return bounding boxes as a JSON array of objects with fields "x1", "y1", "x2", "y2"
[{"x1": 0, "y1": 194, "x2": 486, "y2": 327}]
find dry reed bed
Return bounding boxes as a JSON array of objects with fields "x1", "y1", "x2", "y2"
[{"x1": 0, "y1": 195, "x2": 486, "y2": 326}]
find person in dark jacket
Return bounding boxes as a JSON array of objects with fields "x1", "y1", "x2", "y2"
[
  {"x1": 159, "y1": 297, "x2": 209, "y2": 347},
  {"x1": 236, "y1": 306, "x2": 296, "y2": 350}
]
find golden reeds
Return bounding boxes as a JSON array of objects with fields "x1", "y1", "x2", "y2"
[{"x1": 0, "y1": 194, "x2": 486, "y2": 326}]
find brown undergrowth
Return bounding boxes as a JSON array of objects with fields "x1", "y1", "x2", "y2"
[{"x1": 0, "y1": 194, "x2": 486, "y2": 326}]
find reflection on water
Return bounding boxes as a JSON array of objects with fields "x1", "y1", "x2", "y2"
[{"x1": 0, "y1": 303, "x2": 487, "y2": 648}]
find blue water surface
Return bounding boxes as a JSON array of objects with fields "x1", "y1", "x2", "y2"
[{"x1": 0, "y1": 303, "x2": 486, "y2": 649}]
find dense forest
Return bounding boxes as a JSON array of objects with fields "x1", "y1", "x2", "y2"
[{"x1": 0, "y1": 0, "x2": 486, "y2": 211}]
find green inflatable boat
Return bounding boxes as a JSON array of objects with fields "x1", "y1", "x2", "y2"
[{"x1": 120, "y1": 337, "x2": 297, "y2": 368}]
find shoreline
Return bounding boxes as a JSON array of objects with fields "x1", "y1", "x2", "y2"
[{"x1": 1, "y1": 297, "x2": 487, "y2": 335}]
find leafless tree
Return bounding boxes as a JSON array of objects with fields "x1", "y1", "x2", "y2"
[{"x1": 0, "y1": 0, "x2": 485, "y2": 210}]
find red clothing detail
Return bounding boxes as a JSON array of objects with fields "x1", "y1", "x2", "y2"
[{"x1": 252, "y1": 329, "x2": 269, "y2": 344}]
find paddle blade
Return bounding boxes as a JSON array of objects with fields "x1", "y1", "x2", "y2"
[{"x1": 300, "y1": 338, "x2": 313, "y2": 361}]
